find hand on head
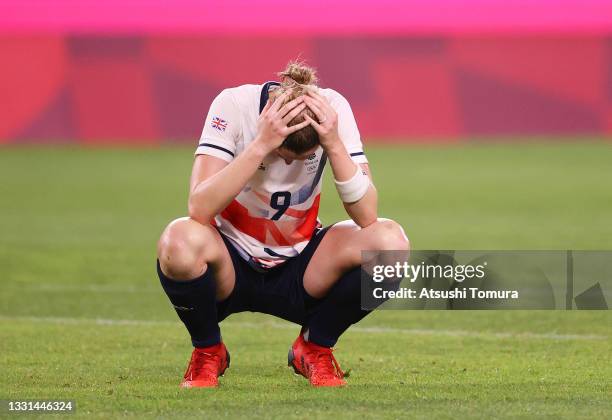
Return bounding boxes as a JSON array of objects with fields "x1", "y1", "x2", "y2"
[
  {"x1": 255, "y1": 89, "x2": 310, "y2": 153},
  {"x1": 255, "y1": 60, "x2": 340, "y2": 155},
  {"x1": 302, "y1": 89, "x2": 340, "y2": 149}
]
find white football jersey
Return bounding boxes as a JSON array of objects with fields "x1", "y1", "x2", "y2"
[{"x1": 195, "y1": 82, "x2": 367, "y2": 267}]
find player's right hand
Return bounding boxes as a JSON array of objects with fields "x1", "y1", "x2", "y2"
[{"x1": 254, "y1": 90, "x2": 310, "y2": 153}]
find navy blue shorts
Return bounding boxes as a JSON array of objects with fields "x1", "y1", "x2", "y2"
[{"x1": 215, "y1": 227, "x2": 330, "y2": 325}]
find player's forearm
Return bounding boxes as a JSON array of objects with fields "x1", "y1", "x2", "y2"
[
  {"x1": 343, "y1": 186, "x2": 378, "y2": 227},
  {"x1": 326, "y1": 143, "x2": 378, "y2": 227},
  {"x1": 188, "y1": 142, "x2": 268, "y2": 224},
  {"x1": 325, "y1": 142, "x2": 358, "y2": 182}
]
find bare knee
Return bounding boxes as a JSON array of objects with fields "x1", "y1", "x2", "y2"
[
  {"x1": 157, "y1": 217, "x2": 215, "y2": 280},
  {"x1": 368, "y1": 218, "x2": 410, "y2": 251}
]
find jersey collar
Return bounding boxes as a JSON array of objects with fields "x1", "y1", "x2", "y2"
[{"x1": 259, "y1": 81, "x2": 281, "y2": 113}]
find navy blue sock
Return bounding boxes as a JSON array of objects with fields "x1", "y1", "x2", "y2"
[
  {"x1": 306, "y1": 267, "x2": 371, "y2": 347},
  {"x1": 157, "y1": 260, "x2": 221, "y2": 348}
]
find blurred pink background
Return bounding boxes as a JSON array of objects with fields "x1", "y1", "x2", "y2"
[{"x1": 1, "y1": 0, "x2": 611, "y2": 144}]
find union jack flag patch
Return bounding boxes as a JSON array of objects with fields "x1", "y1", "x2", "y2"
[{"x1": 211, "y1": 116, "x2": 228, "y2": 132}]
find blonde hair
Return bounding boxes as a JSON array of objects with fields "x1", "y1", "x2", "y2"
[
  {"x1": 270, "y1": 60, "x2": 320, "y2": 154},
  {"x1": 278, "y1": 60, "x2": 319, "y2": 85}
]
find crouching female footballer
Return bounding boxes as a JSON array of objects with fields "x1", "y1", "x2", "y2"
[{"x1": 157, "y1": 61, "x2": 410, "y2": 387}]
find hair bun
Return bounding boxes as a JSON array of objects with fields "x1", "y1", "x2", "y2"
[{"x1": 278, "y1": 61, "x2": 318, "y2": 85}]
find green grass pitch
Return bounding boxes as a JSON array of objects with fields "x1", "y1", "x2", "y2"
[{"x1": 1, "y1": 143, "x2": 611, "y2": 418}]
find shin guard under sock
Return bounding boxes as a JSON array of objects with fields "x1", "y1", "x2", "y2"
[
  {"x1": 306, "y1": 267, "x2": 371, "y2": 347},
  {"x1": 157, "y1": 260, "x2": 221, "y2": 347}
]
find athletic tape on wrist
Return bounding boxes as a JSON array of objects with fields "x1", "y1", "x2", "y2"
[{"x1": 334, "y1": 165, "x2": 370, "y2": 203}]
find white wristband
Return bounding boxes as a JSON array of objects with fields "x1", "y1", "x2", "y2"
[{"x1": 334, "y1": 165, "x2": 370, "y2": 203}]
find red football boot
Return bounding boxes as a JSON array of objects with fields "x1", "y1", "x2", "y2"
[
  {"x1": 180, "y1": 342, "x2": 230, "y2": 388},
  {"x1": 288, "y1": 333, "x2": 347, "y2": 387}
]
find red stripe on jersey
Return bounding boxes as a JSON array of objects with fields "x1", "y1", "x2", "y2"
[
  {"x1": 220, "y1": 194, "x2": 321, "y2": 246},
  {"x1": 289, "y1": 194, "x2": 321, "y2": 241},
  {"x1": 284, "y1": 207, "x2": 309, "y2": 218}
]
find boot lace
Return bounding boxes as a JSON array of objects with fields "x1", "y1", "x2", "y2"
[
  {"x1": 184, "y1": 348, "x2": 221, "y2": 380},
  {"x1": 310, "y1": 346, "x2": 346, "y2": 380}
]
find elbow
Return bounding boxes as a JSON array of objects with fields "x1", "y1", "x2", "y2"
[
  {"x1": 356, "y1": 210, "x2": 378, "y2": 228},
  {"x1": 188, "y1": 196, "x2": 212, "y2": 226}
]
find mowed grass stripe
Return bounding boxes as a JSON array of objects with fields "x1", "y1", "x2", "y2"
[{"x1": 1, "y1": 315, "x2": 607, "y2": 341}]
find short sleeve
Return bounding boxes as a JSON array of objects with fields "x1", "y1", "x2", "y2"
[
  {"x1": 330, "y1": 91, "x2": 368, "y2": 164},
  {"x1": 195, "y1": 89, "x2": 240, "y2": 162}
]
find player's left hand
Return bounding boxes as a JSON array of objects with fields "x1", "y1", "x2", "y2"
[{"x1": 303, "y1": 89, "x2": 340, "y2": 150}]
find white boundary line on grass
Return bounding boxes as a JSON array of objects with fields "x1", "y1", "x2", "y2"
[
  {"x1": 25, "y1": 284, "x2": 160, "y2": 293},
  {"x1": 0, "y1": 315, "x2": 607, "y2": 341}
]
